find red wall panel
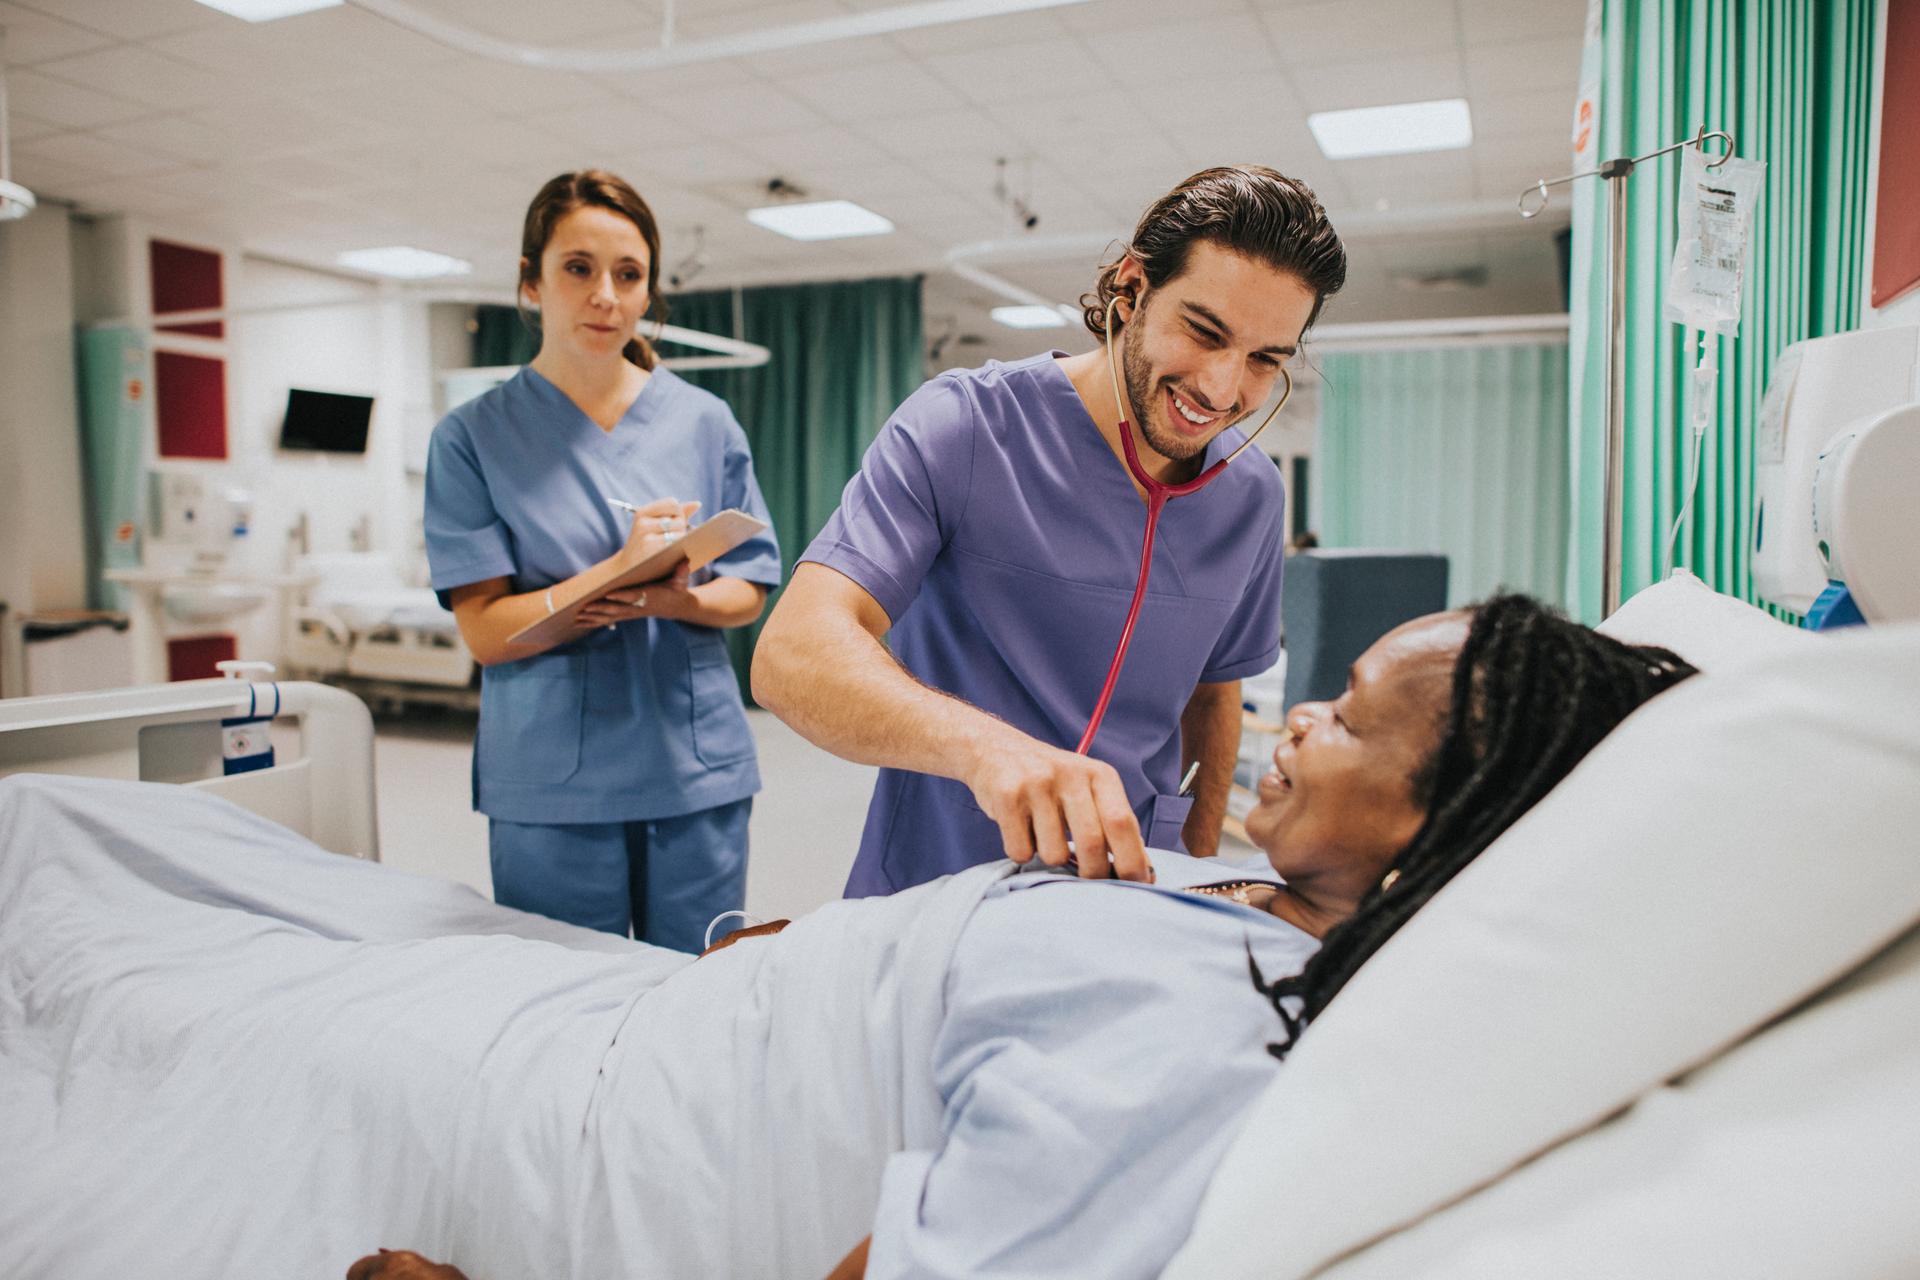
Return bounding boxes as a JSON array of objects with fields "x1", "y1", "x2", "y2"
[
  {"x1": 1873, "y1": 0, "x2": 1920, "y2": 307},
  {"x1": 167, "y1": 634, "x2": 236, "y2": 682},
  {"x1": 154, "y1": 350, "x2": 228, "y2": 460},
  {"x1": 149, "y1": 238, "x2": 225, "y2": 338}
]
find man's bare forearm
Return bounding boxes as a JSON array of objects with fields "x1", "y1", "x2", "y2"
[
  {"x1": 752, "y1": 570, "x2": 1025, "y2": 781},
  {"x1": 1179, "y1": 680, "x2": 1241, "y2": 858}
]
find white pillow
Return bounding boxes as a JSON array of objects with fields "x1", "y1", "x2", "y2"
[
  {"x1": 1595, "y1": 569, "x2": 1811, "y2": 670},
  {"x1": 1165, "y1": 622, "x2": 1920, "y2": 1280}
]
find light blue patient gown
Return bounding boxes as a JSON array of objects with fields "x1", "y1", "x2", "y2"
[
  {"x1": 424, "y1": 366, "x2": 781, "y2": 951},
  {"x1": 867, "y1": 864, "x2": 1319, "y2": 1279}
]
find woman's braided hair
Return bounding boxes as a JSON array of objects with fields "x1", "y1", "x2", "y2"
[{"x1": 1252, "y1": 593, "x2": 1699, "y2": 1059}]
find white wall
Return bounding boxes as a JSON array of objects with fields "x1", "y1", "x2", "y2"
[
  {"x1": 1862, "y1": 0, "x2": 1920, "y2": 330},
  {"x1": 0, "y1": 202, "x2": 88, "y2": 697}
]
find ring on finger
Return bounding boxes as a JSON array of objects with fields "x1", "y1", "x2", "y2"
[
  {"x1": 637, "y1": 591, "x2": 647, "y2": 608},
  {"x1": 657, "y1": 516, "x2": 673, "y2": 532}
]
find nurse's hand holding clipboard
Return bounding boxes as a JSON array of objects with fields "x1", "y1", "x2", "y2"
[{"x1": 574, "y1": 498, "x2": 698, "y2": 628}]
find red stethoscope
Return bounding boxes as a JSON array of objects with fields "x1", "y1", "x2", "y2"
[{"x1": 1074, "y1": 293, "x2": 1292, "y2": 756}]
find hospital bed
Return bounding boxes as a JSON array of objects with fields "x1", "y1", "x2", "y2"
[
  {"x1": 284, "y1": 550, "x2": 477, "y2": 711},
  {"x1": 0, "y1": 670, "x2": 377, "y2": 858},
  {"x1": 3, "y1": 574, "x2": 1916, "y2": 1279},
  {"x1": 5, "y1": 331, "x2": 1917, "y2": 1277}
]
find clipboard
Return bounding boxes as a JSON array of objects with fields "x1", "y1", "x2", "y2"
[{"x1": 506, "y1": 508, "x2": 769, "y2": 649}]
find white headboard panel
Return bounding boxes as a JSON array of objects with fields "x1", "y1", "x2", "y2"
[{"x1": 0, "y1": 679, "x2": 379, "y2": 859}]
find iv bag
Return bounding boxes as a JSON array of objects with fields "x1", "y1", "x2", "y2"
[{"x1": 1665, "y1": 147, "x2": 1765, "y2": 336}]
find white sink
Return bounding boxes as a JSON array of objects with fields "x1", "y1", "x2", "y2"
[{"x1": 162, "y1": 582, "x2": 272, "y2": 624}]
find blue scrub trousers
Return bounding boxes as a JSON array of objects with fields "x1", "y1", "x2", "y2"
[{"x1": 488, "y1": 798, "x2": 750, "y2": 953}]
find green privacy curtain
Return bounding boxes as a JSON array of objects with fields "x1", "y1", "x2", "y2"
[
  {"x1": 76, "y1": 327, "x2": 150, "y2": 612},
  {"x1": 1318, "y1": 344, "x2": 1571, "y2": 609},
  {"x1": 667, "y1": 277, "x2": 924, "y2": 693},
  {"x1": 1566, "y1": 0, "x2": 1877, "y2": 621}
]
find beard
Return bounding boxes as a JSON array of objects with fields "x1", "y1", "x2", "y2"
[{"x1": 1119, "y1": 313, "x2": 1242, "y2": 464}]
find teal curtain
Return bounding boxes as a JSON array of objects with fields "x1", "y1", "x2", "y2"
[
  {"x1": 473, "y1": 305, "x2": 538, "y2": 366},
  {"x1": 1566, "y1": 0, "x2": 1877, "y2": 620},
  {"x1": 1318, "y1": 344, "x2": 1571, "y2": 608},
  {"x1": 76, "y1": 327, "x2": 149, "y2": 611},
  {"x1": 668, "y1": 277, "x2": 924, "y2": 694}
]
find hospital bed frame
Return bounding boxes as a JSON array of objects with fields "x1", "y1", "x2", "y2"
[{"x1": 0, "y1": 678, "x2": 379, "y2": 859}]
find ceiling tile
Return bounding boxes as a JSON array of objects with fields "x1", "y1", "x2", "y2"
[
  {"x1": 776, "y1": 58, "x2": 966, "y2": 122},
  {"x1": 1474, "y1": 87, "x2": 1578, "y2": 140},
  {"x1": 885, "y1": 7, "x2": 1070, "y2": 56},
  {"x1": 15, "y1": 128, "x2": 186, "y2": 178},
  {"x1": 643, "y1": 79, "x2": 827, "y2": 134},
  {"x1": 1465, "y1": 35, "x2": 1582, "y2": 97},
  {"x1": 14, "y1": 0, "x2": 226, "y2": 42},
  {"x1": 5, "y1": 109, "x2": 65, "y2": 143},
  {"x1": 853, "y1": 106, "x2": 1010, "y2": 165},
  {"x1": 1057, "y1": 0, "x2": 1258, "y2": 36},
  {"x1": 1458, "y1": 0, "x2": 1590, "y2": 47},
  {"x1": 736, "y1": 33, "x2": 896, "y2": 79},
  {"x1": 621, "y1": 138, "x2": 772, "y2": 186},
  {"x1": 33, "y1": 44, "x2": 239, "y2": 112},
  {"x1": 4, "y1": 67, "x2": 148, "y2": 128},
  {"x1": 1262, "y1": 0, "x2": 1461, "y2": 65},
  {"x1": 408, "y1": 57, "x2": 618, "y2": 117},
  {"x1": 0, "y1": 3, "x2": 116, "y2": 63},
  {"x1": 60, "y1": 174, "x2": 209, "y2": 217},
  {"x1": 1287, "y1": 53, "x2": 1466, "y2": 111},
  {"x1": 736, "y1": 123, "x2": 895, "y2": 172},
  {"x1": 1080, "y1": 15, "x2": 1280, "y2": 80},
  {"x1": 919, "y1": 37, "x2": 1109, "y2": 107}
]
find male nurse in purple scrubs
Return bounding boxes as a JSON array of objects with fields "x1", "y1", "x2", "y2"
[{"x1": 753, "y1": 167, "x2": 1348, "y2": 896}]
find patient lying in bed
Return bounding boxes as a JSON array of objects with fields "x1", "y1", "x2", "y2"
[{"x1": 0, "y1": 597, "x2": 1692, "y2": 1280}]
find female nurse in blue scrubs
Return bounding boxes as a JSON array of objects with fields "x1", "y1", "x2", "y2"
[{"x1": 424, "y1": 170, "x2": 781, "y2": 952}]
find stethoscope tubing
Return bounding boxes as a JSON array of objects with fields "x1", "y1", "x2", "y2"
[{"x1": 1074, "y1": 294, "x2": 1291, "y2": 757}]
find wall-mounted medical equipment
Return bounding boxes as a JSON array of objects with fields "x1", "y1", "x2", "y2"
[
  {"x1": 1520, "y1": 125, "x2": 1741, "y2": 616},
  {"x1": 1752, "y1": 325, "x2": 1920, "y2": 626},
  {"x1": 279, "y1": 387, "x2": 375, "y2": 454},
  {"x1": 150, "y1": 471, "x2": 254, "y2": 569}
]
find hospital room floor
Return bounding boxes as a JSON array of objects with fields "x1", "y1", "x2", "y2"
[{"x1": 372, "y1": 709, "x2": 877, "y2": 922}]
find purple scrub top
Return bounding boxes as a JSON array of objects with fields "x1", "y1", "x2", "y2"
[{"x1": 802, "y1": 353, "x2": 1286, "y2": 897}]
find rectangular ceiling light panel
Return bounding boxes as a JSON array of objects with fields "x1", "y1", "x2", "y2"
[
  {"x1": 990, "y1": 304, "x2": 1070, "y2": 329},
  {"x1": 746, "y1": 199, "x2": 894, "y2": 241},
  {"x1": 337, "y1": 246, "x2": 472, "y2": 279},
  {"x1": 192, "y1": 0, "x2": 344, "y2": 20},
  {"x1": 1308, "y1": 98, "x2": 1474, "y2": 160}
]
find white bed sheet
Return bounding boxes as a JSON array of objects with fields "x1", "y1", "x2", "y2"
[{"x1": 0, "y1": 774, "x2": 992, "y2": 1279}]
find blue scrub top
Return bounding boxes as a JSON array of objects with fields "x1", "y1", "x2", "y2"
[
  {"x1": 867, "y1": 865, "x2": 1319, "y2": 1278},
  {"x1": 802, "y1": 353, "x2": 1286, "y2": 896},
  {"x1": 424, "y1": 366, "x2": 782, "y2": 825}
]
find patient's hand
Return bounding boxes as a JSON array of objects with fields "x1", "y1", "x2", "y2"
[
  {"x1": 699, "y1": 918, "x2": 790, "y2": 957},
  {"x1": 346, "y1": 1248, "x2": 469, "y2": 1280}
]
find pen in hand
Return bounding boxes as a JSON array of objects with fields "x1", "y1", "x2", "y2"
[{"x1": 1177, "y1": 760, "x2": 1200, "y2": 797}]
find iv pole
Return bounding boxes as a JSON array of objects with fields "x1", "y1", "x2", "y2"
[{"x1": 1520, "y1": 125, "x2": 1736, "y2": 617}]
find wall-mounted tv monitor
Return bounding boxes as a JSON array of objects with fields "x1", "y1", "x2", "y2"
[{"x1": 279, "y1": 388, "x2": 374, "y2": 453}]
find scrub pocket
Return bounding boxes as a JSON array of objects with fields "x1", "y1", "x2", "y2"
[
  {"x1": 478, "y1": 651, "x2": 585, "y2": 783},
  {"x1": 1141, "y1": 792, "x2": 1195, "y2": 853},
  {"x1": 688, "y1": 637, "x2": 754, "y2": 767}
]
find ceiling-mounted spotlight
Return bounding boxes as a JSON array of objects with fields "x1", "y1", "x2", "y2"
[
  {"x1": 0, "y1": 28, "x2": 37, "y2": 222},
  {"x1": 668, "y1": 227, "x2": 709, "y2": 290}
]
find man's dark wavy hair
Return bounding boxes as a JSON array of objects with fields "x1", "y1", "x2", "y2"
[{"x1": 1080, "y1": 165, "x2": 1348, "y2": 340}]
